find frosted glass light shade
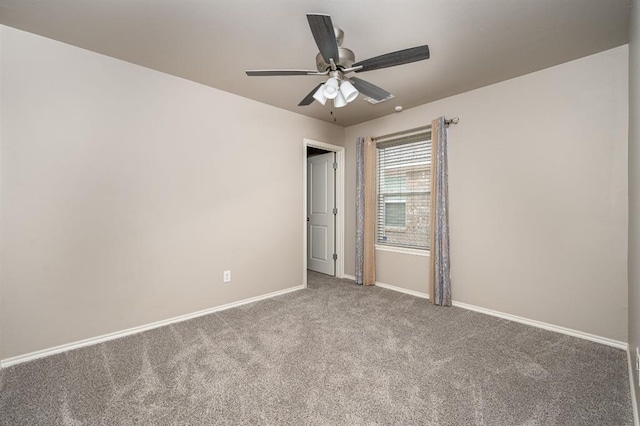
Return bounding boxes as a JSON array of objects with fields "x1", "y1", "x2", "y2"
[
  {"x1": 313, "y1": 84, "x2": 327, "y2": 105},
  {"x1": 340, "y1": 80, "x2": 359, "y2": 103},
  {"x1": 333, "y1": 91, "x2": 347, "y2": 108},
  {"x1": 323, "y1": 77, "x2": 339, "y2": 99}
]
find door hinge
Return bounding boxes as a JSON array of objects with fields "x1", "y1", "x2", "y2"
[
  {"x1": 333, "y1": 207, "x2": 338, "y2": 215},
  {"x1": 333, "y1": 162, "x2": 338, "y2": 170},
  {"x1": 333, "y1": 253, "x2": 338, "y2": 261}
]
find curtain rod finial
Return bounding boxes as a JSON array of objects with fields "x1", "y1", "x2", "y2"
[{"x1": 445, "y1": 117, "x2": 459, "y2": 125}]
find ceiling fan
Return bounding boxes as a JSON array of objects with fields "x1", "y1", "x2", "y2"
[{"x1": 245, "y1": 14, "x2": 430, "y2": 108}]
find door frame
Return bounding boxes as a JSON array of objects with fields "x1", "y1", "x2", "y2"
[{"x1": 303, "y1": 138, "x2": 345, "y2": 287}]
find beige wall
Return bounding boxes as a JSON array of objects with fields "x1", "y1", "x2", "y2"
[
  {"x1": 0, "y1": 26, "x2": 344, "y2": 360},
  {"x1": 629, "y1": 0, "x2": 640, "y2": 410},
  {"x1": 345, "y1": 46, "x2": 629, "y2": 342},
  {"x1": 0, "y1": 21, "x2": 631, "y2": 360}
]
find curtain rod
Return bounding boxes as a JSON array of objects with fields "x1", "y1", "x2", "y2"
[{"x1": 373, "y1": 117, "x2": 460, "y2": 142}]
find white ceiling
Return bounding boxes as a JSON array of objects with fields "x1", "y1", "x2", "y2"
[{"x1": 0, "y1": 0, "x2": 632, "y2": 127}]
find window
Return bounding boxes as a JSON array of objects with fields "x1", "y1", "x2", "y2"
[
  {"x1": 376, "y1": 131, "x2": 431, "y2": 250},
  {"x1": 384, "y1": 198, "x2": 406, "y2": 227},
  {"x1": 382, "y1": 176, "x2": 406, "y2": 227}
]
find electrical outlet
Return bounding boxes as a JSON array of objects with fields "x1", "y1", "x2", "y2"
[{"x1": 223, "y1": 270, "x2": 231, "y2": 283}]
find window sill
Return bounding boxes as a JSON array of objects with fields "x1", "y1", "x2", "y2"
[{"x1": 375, "y1": 244, "x2": 430, "y2": 257}]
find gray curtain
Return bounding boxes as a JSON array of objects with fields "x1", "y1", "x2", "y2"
[
  {"x1": 355, "y1": 137, "x2": 365, "y2": 285},
  {"x1": 429, "y1": 117, "x2": 451, "y2": 306}
]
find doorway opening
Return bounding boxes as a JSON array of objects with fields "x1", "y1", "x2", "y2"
[
  {"x1": 303, "y1": 139, "x2": 345, "y2": 288},
  {"x1": 307, "y1": 148, "x2": 335, "y2": 277}
]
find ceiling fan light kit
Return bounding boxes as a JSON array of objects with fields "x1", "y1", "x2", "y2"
[
  {"x1": 339, "y1": 80, "x2": 358, "y2": 103},
  {"x1": 312, "y1": 85, "x2": 328, "y2": 105},
  {"x1": 246, "y1": 13, "x2": 430, "y2": 109},
  {"x1": 323, "y1": 77, "x2": 340, "y2": 99},
  {"x1": 333, "y1": 90, "x2": 348, "y2": 108}
]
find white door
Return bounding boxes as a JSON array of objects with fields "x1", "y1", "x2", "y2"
[{"x1": 307, "y1": 152, "x2": 335, "y2": 275}]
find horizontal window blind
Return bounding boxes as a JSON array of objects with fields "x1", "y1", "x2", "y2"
[{"x1": 376, "y1": 131, "x2": 431, "y2": 250}]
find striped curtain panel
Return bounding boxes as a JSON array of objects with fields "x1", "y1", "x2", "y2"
[
  {"x1": 355, "y1": 136, "x2": 376, "y2": 286},
  {"x1": 429, "y1": 117, "x2": 451, "y2": 305}
]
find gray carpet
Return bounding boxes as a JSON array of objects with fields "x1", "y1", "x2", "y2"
[{"x1": 0, "y1": 272, "x2": 633, "y2": 425}]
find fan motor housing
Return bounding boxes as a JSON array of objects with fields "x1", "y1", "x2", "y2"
[{"x1": 316, "y1": 47, "x2": 356, "y2": 72}]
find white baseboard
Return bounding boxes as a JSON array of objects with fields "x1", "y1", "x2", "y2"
[
  {"x1": 342, "y1": 274, "x2": 626, "y2": 350},
  {"x1": 343, "y1": 274, "x2": 429, "y2": 299},
  {"x1": 629, "y1": 345, "x2": 640, "y2": 426},
  {"x1": 451, "y1": 300, "x2": 627, "y2": 349},
  {"x1": 374, "y1": 282, "x2": 429, "y2": 300},
  {"x1": 0, "y1": 285, "x2": 305, "y2": 368}
]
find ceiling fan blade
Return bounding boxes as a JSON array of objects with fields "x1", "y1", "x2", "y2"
[
  {"x1": 298, "y1": 83, "x2": 324, "y2": 106},
  {"x1": 349, "y1": 77, "x2": 392, "y2": 101},
  {"x1": 246, "y1": 69, "x2": 322, "y2": 76},
  {"x1": 353, "y1": 45, "x2": 430, "y2": 73},
  {"x1": 307, "y1": 14, "x2": 340, "y2": 64}
]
